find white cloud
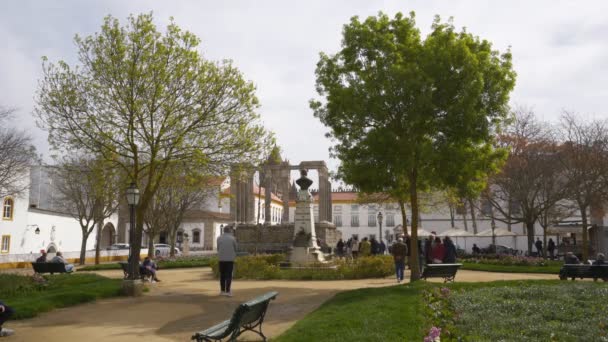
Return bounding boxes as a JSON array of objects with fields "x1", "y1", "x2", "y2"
[{"x1": 1, "y1": 0, "x2": 607, "y2": 172}]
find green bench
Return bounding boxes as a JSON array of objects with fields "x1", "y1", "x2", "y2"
[
  {"x1": 559, "y1": 264, "x2": 608, "y2": 281},
  {"x1": 421, "y1": 263, "x2": 462, "y2": 283},
  {"x1": 192, "y1": 291, "x2": 278, "y2": 342},
  {"x1": 31, "y1": 262, "x2": 70, "y2": 275}
]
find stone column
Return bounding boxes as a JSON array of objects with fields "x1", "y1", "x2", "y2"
[
  {"x1": 318, "y1": 167, "x2": 329, "y2": 222},
  {"x1": 264, "y1": 168, "x2": 272, "y2": 225},
  {"x1": 280, "y1": 165, "x2": 291, "y2": 223},
  {"x1": 230, "y1": 165, "x2": 255, "y2": 223}
]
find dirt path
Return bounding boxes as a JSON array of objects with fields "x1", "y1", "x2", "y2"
[{"x1": 6, "y1": 268, "x2": 556, "y2": 341}]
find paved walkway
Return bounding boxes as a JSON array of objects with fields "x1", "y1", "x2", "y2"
[{"x1": 7, "y1": 268, "x2": 556, "y2": 341}]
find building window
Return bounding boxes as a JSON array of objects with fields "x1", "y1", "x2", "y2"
[
  {"x1": 192, "y1": 230, "x2": 201, "y2": 244},
  {"x1": 2, "y1": 198, "x2": 13, "y2": 220},
  {"x1": 334, "y1": 205, "x2": 342, "y2": 212},
  {"x1": 177, "y1": 231, "x2": 184, "y2": 243},
  {"x1": 386, "y1": 213, "x2": 395, "y2": 227},
  {"x1": 334, "y1": 215, "x2": 343, "y2": 227},
  {"x1": 351, "y1": 215, "x2": 360, "y2": 227},
  {"x1": 351, "y1": 204, "x2": 359, "y2": 211},
  {"x1": 1, "y1": 235, "x2": 9, "y2": 253},
  {"x1": 368, "y1": 214, "x2": 376, "y2": 227}
]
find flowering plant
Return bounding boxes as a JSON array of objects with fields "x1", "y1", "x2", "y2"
[{"x1": 423, "y1": 326, "x2": 441, "y2": 342}]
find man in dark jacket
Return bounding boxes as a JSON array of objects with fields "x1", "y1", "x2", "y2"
[
  {"x1": 391, "y1": 237, "x2": 408, "y2": 283},
  {"x1": 443, "y1": 237, "x2": 457, "y2": 263},
  {"x1": 0, "y1": 301, "x2": 14, "y2": 337},
  {"x1": 535, "y1": 238, "x2": 543, "y2": 258},
  {"x1": 547, "y1": 238, "x2": 556, "y2": 260}
]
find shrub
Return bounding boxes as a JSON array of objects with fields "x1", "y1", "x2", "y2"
[{"x1": 210, "y1": 255, "x2": 393, "y2": 280}]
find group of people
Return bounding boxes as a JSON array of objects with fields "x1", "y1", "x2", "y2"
[
  {"x1": 535, "y1": 237, "x2": 557, "y2": 259},
  {"x1": 384, "y1": 232, "x2": 458, "y2": 283},
  {"x1": 423, "y1": 234, "x2": 457, "y2": 265},
  {"x1": 335, "y1": 236, "x2": 387, "y2": 258},
  {"x1": 35, "y1": 250, "x2": 74, "y2": 272}
]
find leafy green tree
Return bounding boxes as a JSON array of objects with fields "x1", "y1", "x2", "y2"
[
  {"x1": 312, "y1": 12, "x2": 515, "y2": 281},
  {"x1": 36, "y1": 13, "x2": 270, "y2": 278}
]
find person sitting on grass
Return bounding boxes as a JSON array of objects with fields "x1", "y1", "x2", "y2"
[
  {"x1": 50, "y1": 251, "x2": 74, "y2": 272},
  {"x1": 0, "y1": 301, "x2": 14, "y2": 337},
  {"x1": 142, "y1": 256, "x2": 161, "y2": 283},
  {"x1": 35, "y1": 249, "x2": 47, "y2": 263}
]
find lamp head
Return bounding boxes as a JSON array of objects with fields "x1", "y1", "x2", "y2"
[{"x1": 126, "y1": 182, "x2": 140, "y2": 205}]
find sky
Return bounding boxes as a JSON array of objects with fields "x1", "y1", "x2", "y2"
[{"x1": 1, "y1": 0, "x2": 608, "y2": 178}]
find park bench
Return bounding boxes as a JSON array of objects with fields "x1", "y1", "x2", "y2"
[
  {"x1": 559, "y1": 264, "x2": 608, "y2": 281},
  {"x1": 421, "y1": 263, "x2": 462, "y2": 283},
  {"x1": 118, "y1": 261, "x2": 153, "y2": 282},
  {"x1": 31, "y1": 262, "x2": 70, "y2": 275},
  {"x1": 191, "y1": 291, "x2": 278, "y2": 342}
]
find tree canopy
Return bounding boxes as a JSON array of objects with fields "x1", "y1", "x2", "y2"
[
  {"x1": 36, "y1": 13, "x2": 272, "y2": 272},
  {"x1": 312, "y1": 12, "x2": 516, "y2": 280}
]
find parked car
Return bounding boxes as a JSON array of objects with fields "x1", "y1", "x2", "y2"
[
  {"x1": 482, "y1": 244, "x2": 517, "y2": 255},
  {"x1": 106, "y1": 243, "x2": 130, "y2": 250},
  {"x1": 153, "y1": 243, "x2": 182, "y2": 257}
]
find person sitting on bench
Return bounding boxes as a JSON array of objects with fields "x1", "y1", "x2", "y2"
[
  {"x1": 142, "y1": 257, "x2": 160, "y2": 282},
  {"x1": 50, "y1": 251, "x2": 74, "y2": 272},
  {"x1": 593, "y1": 253, "x2": 606, "y2": 266},
  {"x1": 35, "y1": 250, "x2": 47, "y2": 263},
  {"x1": 564, "y1": 252, "x2": 581, "y2": 265},
  {"x1": 0, "y1": 301, "x2": 14, "y2": 337}
]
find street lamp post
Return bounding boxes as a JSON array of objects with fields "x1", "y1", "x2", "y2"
[
  {"x1": 377, "y1": 211, "x2": 383, "y2": 248},
  {"x1": 126, "y1": 182, "x2": 140, "y2": 281}
]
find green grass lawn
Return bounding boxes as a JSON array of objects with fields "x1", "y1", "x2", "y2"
[
  {"x1": 273, "y1": 279, "x2": 608, "y2": 342},
  {"x1": 78, "y1": 256, "x2": 214, "y2": 271},
  {"x1": 460, "y1": 261, "x2": 561, "y2": 274},
  {"x1": 0, "y1": 273, "x2": 123, "y2": 319},
  {"x1": 274, "y1": 284, "x2": 425, "y2": 342}
]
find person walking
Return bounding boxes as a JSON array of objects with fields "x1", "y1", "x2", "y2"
[
  {"x1": 0, "y1": 301, "x2": 14, "y2": 337},
  {"x1": 351, "y1": 236, "x2": 360, "y2": 259},
  {"x1": 217, "y1": 226, "x2": 237, "y2": 297},
  {"x1": 547, "y1": 238, "x2": 556, "y2": 260},
  {"x1": 535, "y1": 238, "x2": 543, "y2": 258},
  {"x1": 391, "y1": 237, "x2": 408, "y2": 283},
  {"x1": 336, "y1": 238, "x2": 345, "y2": 258}
]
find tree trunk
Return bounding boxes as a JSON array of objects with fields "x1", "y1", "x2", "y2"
[
  {"x1": 409, "y1": 169, "x2": 420, "y2": 282},
  {"x1": 169, "y1": 228, "x2": 177, "y2": 257},
  {"x1": 542, "y1": 226, "x2": 548, "y2": 259},
  {"x1": 449, "y1": 205, "x2": 455, "y2": 228},
  {"x1": 581, "y1": 204, "x2": 589, "y2": 261},
  {"x1": 79, "y1": 231, "x2": 90, "y2": 265},
  {"x1": 95, "y1": 220, "x2": 103, "y2": 265},
  {"x1": 148, "y1": 235, "x2": 155, "y2": 258},
  {"x1": 462, "y1": 201, "x2": 469, "y2": 231},
  {"x1": 129, "y1": 204, "x2": 145, "y2": 280},
  {"x1": 526, "y1": 221, "x2": 535, "y2": 255},
  {"x1": 468, "y1": 198, "x2": 478, "y2": 234},
  {"x1": 398, "y1": 200, "x2": 408, "y2": 233}
]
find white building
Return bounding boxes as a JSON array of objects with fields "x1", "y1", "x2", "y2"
[{"x1": 0, "y1": 166, "x2": 119, "y2": 266}]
